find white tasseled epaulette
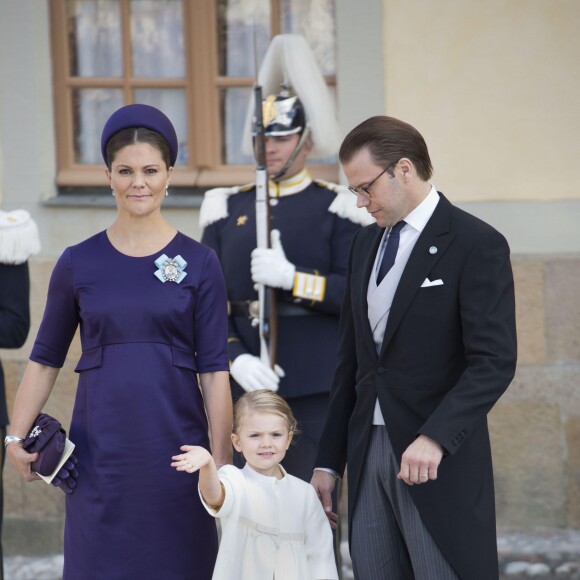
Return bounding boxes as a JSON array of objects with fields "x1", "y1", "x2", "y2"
[
  {"x1": 316, "y1": 179, "x2": 374, "y2": 227},
  {"x1": 199, "y1": 184, "x2": 255, "y2": 229},
  {"x1": 0, "y1": 209, "x2": 41, "y2": 265}
]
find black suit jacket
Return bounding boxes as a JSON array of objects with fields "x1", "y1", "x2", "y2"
[{"x1": 315, "y1": 193, "x2": 517, "y2": 579}]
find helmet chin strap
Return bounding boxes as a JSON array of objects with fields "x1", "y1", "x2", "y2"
[{"x1": 271, "y1": 126, "x2": 311, "y2": 182}]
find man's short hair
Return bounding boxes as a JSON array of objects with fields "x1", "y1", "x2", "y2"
[{"x1": 339, "y1": 116, "x2": 433, "y2": 181}]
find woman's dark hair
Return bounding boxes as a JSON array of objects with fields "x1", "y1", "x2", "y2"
[
  {"x1": 105, "y1": 127, "x2": 172, "y2": 170},
  {"x1": 339, "y1": 116, "x2": 433, "y2": 181}
]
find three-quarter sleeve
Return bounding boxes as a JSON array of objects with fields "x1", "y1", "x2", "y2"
[
  {"x1": 193, "y1": 248, "x2": 230, "y2": 372},
  {"x1": 30, "y1": 248, "x2": 79, "y2": 368}
]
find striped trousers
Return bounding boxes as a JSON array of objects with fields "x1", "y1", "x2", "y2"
[{"x1": 350, "y1": 426, "x2": 459, "y2": 579}]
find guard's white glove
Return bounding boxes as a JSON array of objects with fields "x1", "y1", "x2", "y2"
[
  {"x1": 230, "y1": 354, "x2": 285, "y2": 392},
  {"x1": 251, "y1": 229, "x2": 295, "y2": 290}
]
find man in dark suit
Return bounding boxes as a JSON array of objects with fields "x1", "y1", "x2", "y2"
[{"x1": 311, "y1": 116, "x2": 517, "y2": 579}]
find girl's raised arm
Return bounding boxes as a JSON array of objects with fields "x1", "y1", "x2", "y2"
[{"x1": 171, "y1": 445, "x2": 225, "y2": 509}]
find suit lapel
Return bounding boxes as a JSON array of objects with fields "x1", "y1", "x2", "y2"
[{"x1": 379, "y1": 194, "x2": 456, "y2": 357}]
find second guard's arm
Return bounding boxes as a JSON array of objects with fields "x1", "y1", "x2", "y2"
[{"x1": 0, "y1": 263, "x2": 31, "y2": 348}]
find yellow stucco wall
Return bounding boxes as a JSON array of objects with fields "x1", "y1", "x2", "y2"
[{"x1": 382, "y1": 0, "x2": 580, "y2": 201}]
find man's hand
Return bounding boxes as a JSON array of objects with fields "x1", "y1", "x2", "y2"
[
  {"x1": 311, "y1": 470, "x2": 339, "y2": 529},
  {"x1": 251, "y1": 229, "x2": 296, "y2": 290},
  {"x1": 230, "y1": 354, "x2": 285, "y2": 392},
  {"x1": 397, "y1": 434, "x2": 444, "y2": 486}
]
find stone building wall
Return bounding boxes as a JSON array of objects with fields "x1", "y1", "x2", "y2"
[{"x1": 490, "y1": 256, "x2": 580, "y2": 530}]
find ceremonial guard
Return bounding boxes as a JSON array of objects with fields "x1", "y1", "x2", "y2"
[
  {"x1": 200, "y1": 35, "x2": 371, "y2": 482},
  {"x1": 0, "y1": 142, "x2": 41, "y2": 577}
]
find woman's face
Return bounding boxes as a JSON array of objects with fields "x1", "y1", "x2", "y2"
[{"x1": 106, "y1": 141, "x2": 172, "y2": 218}]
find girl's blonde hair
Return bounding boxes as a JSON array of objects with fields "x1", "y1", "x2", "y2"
[{"x1": 233, "y1": 390, "x2": 299, "y2": 435}]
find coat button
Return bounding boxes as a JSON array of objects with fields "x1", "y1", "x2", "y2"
[{"x1": 376, "y1": 367, "x2": 385, "y2": 375}]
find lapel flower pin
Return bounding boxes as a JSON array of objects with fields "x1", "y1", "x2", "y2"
[{"x1": 154, "y1": 254, "x2": 187, "y2": 284}]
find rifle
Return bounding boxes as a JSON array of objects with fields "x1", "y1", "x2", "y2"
[{"x1": 253, "y1": 82, "x2": 279, "y2": 368}]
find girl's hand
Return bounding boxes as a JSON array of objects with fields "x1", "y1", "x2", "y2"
[{"x1": 171, "y1": 445, "x2": 213, "y2": 473}]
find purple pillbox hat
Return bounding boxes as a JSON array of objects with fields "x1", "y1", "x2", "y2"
[{"x1": 100, "y1": 103, "x2": 179, "y2": 167}]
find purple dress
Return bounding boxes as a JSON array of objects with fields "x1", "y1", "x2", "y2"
[{"x1": 30, "y1": 231, "x2": 229, "y2": 579}]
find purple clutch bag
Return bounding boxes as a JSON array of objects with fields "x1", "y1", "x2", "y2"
[
  {"x1": 23, "y1": 413, "x2": 67, "y2": 476},
  {"x1": 23, "y1": 413, "x2": 78, "y2": 494}
]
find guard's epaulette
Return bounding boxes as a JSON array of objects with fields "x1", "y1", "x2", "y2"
[
  {"x1": 199, "y1": 183, "x2": 255, "y2": 229},
  {"x1": 0, "y1": 209, "x2": 41, "y2": 264},
  {"x1": 315, "y1": 179, "x2": 374, "y2": 227}
]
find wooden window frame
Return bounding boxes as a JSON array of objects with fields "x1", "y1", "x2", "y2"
[{"x1": 50, "y1": 0, "x2": 337, "y2": 191}]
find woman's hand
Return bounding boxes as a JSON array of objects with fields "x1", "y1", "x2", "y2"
[
  {"x1": 6, "y1": 443, "x2": 41, "y2": 482},
  {"x1": 6, "y1": 360, "x2": 60, "y2": 483}
]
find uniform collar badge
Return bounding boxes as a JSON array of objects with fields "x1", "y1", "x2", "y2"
[{"x1": 154, "y1": 254, "x2": 187, "y2": 283}]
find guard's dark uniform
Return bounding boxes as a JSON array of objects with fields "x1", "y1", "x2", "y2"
[{"x1": 201, "y1": 169, "x2": 368, "y2": 480}]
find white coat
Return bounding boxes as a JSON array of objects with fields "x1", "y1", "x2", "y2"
[{"x1": 200, "y1": 464, "x2": 338, "y2": 580}]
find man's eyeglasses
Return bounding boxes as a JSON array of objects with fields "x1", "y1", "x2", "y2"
[{"x1": 347, "y1": 163, "x2": 396, "y2": 198}]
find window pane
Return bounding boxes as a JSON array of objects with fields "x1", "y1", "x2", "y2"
[
  {"x1": 67, "y1": 0, "x2": 122, "y2": 77},
  {"x1": 133, "y1": 89, "x2": 188, "y2": 165},
  {"x1": 72, "y1": 88, "x2": 124, "y2": 164},
  {"x1": 130, "y1": 0, "x2": 185, "y2": 78},
  {"x1": 220, "y1": 88, "x2": 255, "y2": 165},
  {"x1": 217, "y1": 0, "x2": 271, "y2": 77},
  {"x1": 279, "y1": 0, "x2": 335, "y2": 75}
]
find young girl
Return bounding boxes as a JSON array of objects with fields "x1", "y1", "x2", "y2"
[{"x1": 171, "y1": 390, "x2": 338, "y2": 580}]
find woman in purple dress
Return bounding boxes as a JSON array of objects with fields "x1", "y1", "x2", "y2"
[{"x1": 6, "y1": 104, "x2": 233, "y2": 579}]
